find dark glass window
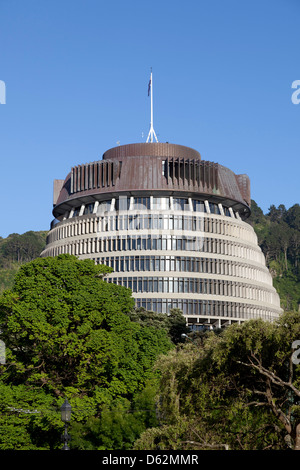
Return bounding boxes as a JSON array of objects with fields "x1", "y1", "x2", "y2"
[
  {"x1": 115, "y1": 196, "x2": 130, "y2": 211},
  {"x1": 73, "y1": 207, "x2": 80, "y2": 217},
  {"x1": 133, "y1": 197, "x2": 150, "y2": 210},
  {"x1": 84, "y1": 203, "x2": 94, "y2": 214},
  {"x1": 173, "y1": 198, "x2": 188, "y2": 210},
  {"x1": 192, "y1": 200, "x2": 205, "y2": 212}
]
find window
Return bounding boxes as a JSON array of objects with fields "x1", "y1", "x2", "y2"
[
  {"x1": 97, "y1": 200, "x2": 112, "y2": 213},
  {"x1": 173, "y1": 198, "x2": 189, "y2": 211},
  {"x1": 84, "y1": 203, "x2": 94, "y2": 214},
  {"x1": 133, "y1": 197, "x2": 150, "y2": 210},
  {"x1": 192, "y1": 200, "x2": 204, "y2": 212},
  {"x1": 153, "y1": 197, "x2": 170, "y2": 210},
  {"x1": 73, "y1": 207, "x2": 80, "y2": 217},
  {"x1": 115, "y1": 196, "x2": 130, "y2": 211}
]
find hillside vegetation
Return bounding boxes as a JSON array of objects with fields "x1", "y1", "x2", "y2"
[
  {"x1": 0, "y1": 231, "x2": 47, "y2": 292},
  {"x1": 247, "y1": 201, "x2": 300, "y2": 312}
]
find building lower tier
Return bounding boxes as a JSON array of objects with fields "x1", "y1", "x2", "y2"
[{"x1": 41, "y1": 199, "x2": 282, "y2": 326}]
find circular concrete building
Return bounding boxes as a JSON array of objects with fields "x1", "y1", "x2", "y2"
[{"x1": 41, "y1": 142, "x2": 282, "y2": 328}]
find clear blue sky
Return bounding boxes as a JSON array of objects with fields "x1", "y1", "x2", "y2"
[{"x1": 0, "y1": 0, "x2": 299, "y2": 238}]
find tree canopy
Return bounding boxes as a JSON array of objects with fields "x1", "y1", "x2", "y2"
[
  {"x1": 0, "y1": 254, "x2": 173, "y2": 449},
  {"x1": 0, "y1": 231, "x2": 47, "y2": 269},
  {"x1": 135, "y1": 312, "x2": 300, "y2": 451},
  {"x1": 247, "y1": 201, "x2": 300, "y2": 311}
]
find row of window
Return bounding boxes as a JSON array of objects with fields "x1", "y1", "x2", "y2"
[
  {"x1": 48, "y1": 213, "x2": 255, "y2": 246},
  {"x1": 84, "y1": 234, "x2": 262, "y2": 263},
  {"x1": 67, "y1": 197, "x2": 241, "y2": 219},
  {"x1": 99, "y1": 214, "x2": 250, "y2": 238},
  {"x1": 133, "y1": 297, "x2": 278, "y2": 321},
  {"x1": 96, "y1": 255, "x2": 271, "y2": 285},
  {"x1": 107, "y1": 276, "x2": 276, "y2": 303},
  {"x1": 44, "y1": 234, "x2": 264, "y2": 265}
]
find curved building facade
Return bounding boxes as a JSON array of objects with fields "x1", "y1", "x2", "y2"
[{"x1": 41, "y1": 142, "x2": 282, "y2": 328}]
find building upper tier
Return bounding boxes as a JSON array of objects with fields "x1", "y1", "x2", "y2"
[{"x1": 52, "y1": 142, "x2": 251, "y2": 220}]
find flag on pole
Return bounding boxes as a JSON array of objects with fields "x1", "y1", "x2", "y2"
[{"x1": 148, "y1": 76, "x2": 151, "y2": 96}]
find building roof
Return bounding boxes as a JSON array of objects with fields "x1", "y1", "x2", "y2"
[{"x1": 53, "y1": 142, "x2": 251, "y2": 219}]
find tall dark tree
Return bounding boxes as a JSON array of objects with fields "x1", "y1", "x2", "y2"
[
  {"x1": 0, "y1": 255, "x2": 172, "y2": 398},
  {"x1": 135, "y1": 312, "x2": 300, "y2": 451},
  {"x1": 285, "y1": 204, "x2": 300, "y2": 232}
]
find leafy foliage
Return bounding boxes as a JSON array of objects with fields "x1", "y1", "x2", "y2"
[
  {"x1": 248, "y1": 201, "x2": 300, "y2": 311},
  {"x1": 70, "y1": 384, "x2": 159, "y2": 450},
  {"x1": 135, "y1": 312, "x2": 300, "y2": 450},
  {"x1": 0, "y1": 255, "x2": 173, "y2": 397},
  {"x1": 0, "y1": 383, "x2": 59, "y2": 450},
  {"x1": 128, "y1": 307, "x2": 190, "y2": 344},
  {"x1": 0, "y1": 231, "x2": 47, "y2": 292},
  {"x1": 0, "y1": 231, "x2": 47, "y2": 268},
  {"x1": 0, "y1": 255, "x2": 173, "y2": 449}
]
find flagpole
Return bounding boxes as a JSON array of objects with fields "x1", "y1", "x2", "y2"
[
  {"x1": 146, "y1": 69, "x2": 158, "y2": 143},
  {"x1": 150, "y1": 70, "x2": 153, "y2": 140}
]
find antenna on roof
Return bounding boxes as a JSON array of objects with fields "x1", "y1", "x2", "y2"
[{"x1": 146, "y1": 68, "x2": 158, "y2": 143}]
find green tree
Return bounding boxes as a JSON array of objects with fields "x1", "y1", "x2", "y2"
[
  {"x1": 0, "y1": 231, "x2": 47, "y2": 268},
  {"x1": 0, "y1": 231, "x2": 48, "y2": 293},
  {"x1": 289, "y1": 228, "x2": 300, "y2": 270},
  {"x1": 285, "y1": 204, "x2": 300, "y2": 232},
  {"x1": 135, "y1": 313, "x2": 300, "y2": 450},
  {"x1": 0, "y1": 255, "x2": 172, "y2": 449},
  {"x1": 248, "y1": 199, "x2": 266, "y2": 226},
  {"x1": 0, "y1": 254, "x2": 173, "y2": 449},
  {"x1": 267, "y1": 204, "x2": 287, "y2": 223},
  {"x1": 0, "y1": 382, "x2": 71, "y2": 450},
  {"x1": 128, "y1": 307, "x2": 190, "y2": 344},
  {"x1": 70, "y1": 384, "x2": 159, "y2": 450},
  {"x1": 248, "y1": 201, "x2": 300, "y2": 310},
  {"x1": 211, "y1": 312, "x2": 300, "y2": 449}
]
